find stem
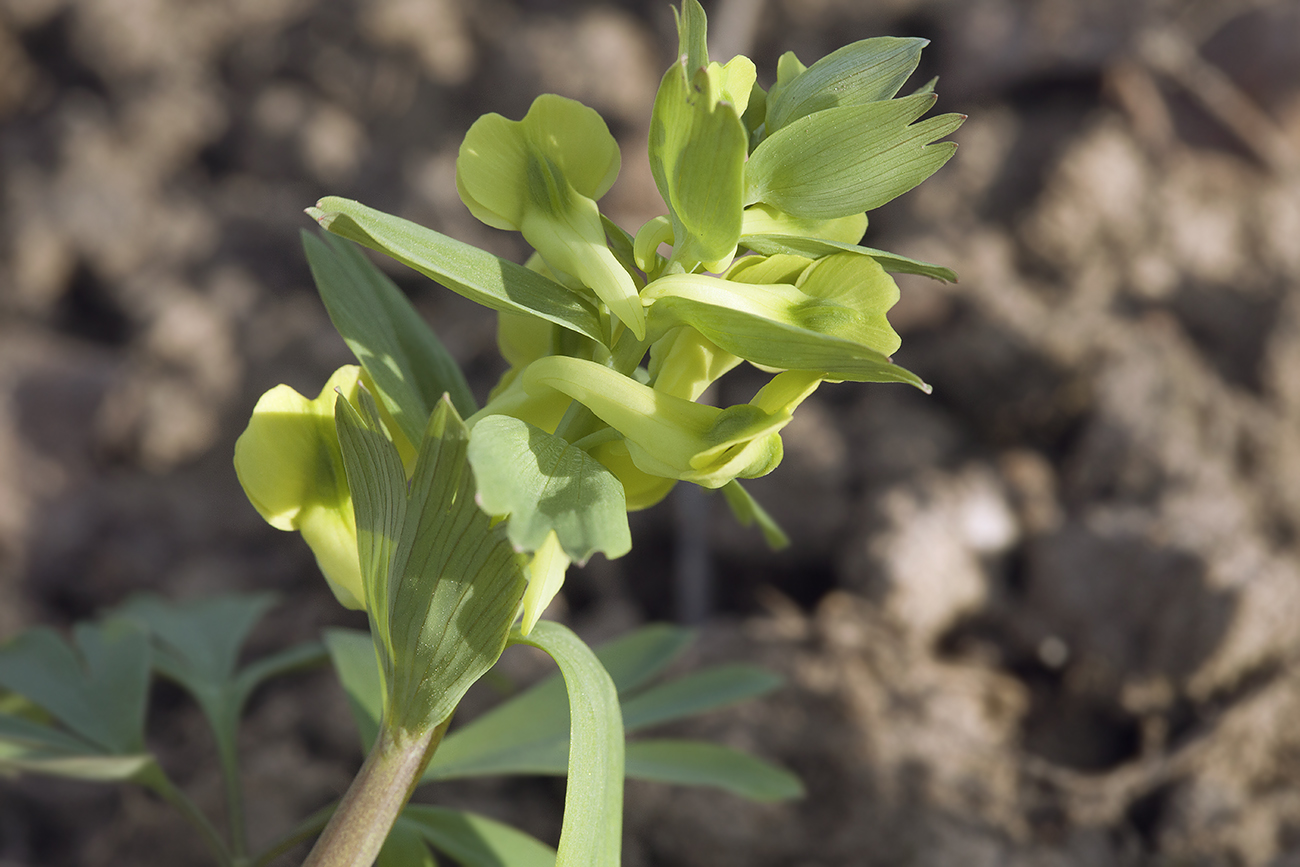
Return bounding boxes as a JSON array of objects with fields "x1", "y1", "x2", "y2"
[
  {"x1": 215, "y1": 705, "x2": 249, "y2": 859},
  {"x1": 300, "y1": 716, "x2": 450, "y2": 867},
  {"x1": 137, "y1": 762, "x2": 232, "y2": 866}
]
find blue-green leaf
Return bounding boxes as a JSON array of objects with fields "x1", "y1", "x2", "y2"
[
  {"x1": 620, "y1": 664, "x2": 783, "y2": 732},
  {"x1": 400, "y1": 805, "x2": 556, "y2": 867},
  {"x1": 376, "y1": 818, "x2": 437, "y2": 867},
  {"x1": 625, "y1": 740, "x2": 803, "y2": 802},
  {"x1": 0, "y1": 620, "x2": 151, "y2": 755}
]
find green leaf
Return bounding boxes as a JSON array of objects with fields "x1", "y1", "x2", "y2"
[
  {"x1": 114, "y1": 593, "x2": 327, "y2": 853},
  {"x1": 625, "y1": 740, "x2": 803, "y2": 802},
  {"x1": 324, "y1": 627, "x2": 383, "y2": 753},
  {"x1": 336, "y1": 393, "x2": 528, "y2": 733},
  {"x1": 308, "y1": 197, "x2": 605, "y2": 345},
  {"x1": 739, "y1": 234, "x2": 957, "y2": 283},
  {"x1": 721, "y1": 480, "x2": 790, "y2": 549},
  {"x1": 509, "y1": 622, "x2": 623, "y2": 867},
  {"x1": 424, "y1": 623, "x2": 690, "y2": 782},
  {"x1": 763, "y1": 37, "x2": 927, "y2": 133},
  {"x1": 620, "y1": 664, "x2": 783, "y2": 732},
  {"x1": 745, "y1": 93, "x2": 964, "y2": 219},
  {"x1": 304, "y1": 231, "x2": 477, "y2": 440},
  {"x1": 376, "y1": 818, "x2": 437, "y2": 867},
  {"x1": 649, "y1": 60, "x2": 748, "y2": 271},
  {"x1": 468, "y1": 415, "x2": 631, "y2": 564},
  {"x1": 400, "y1": 805, "x2": 557, "y2": 867},
  {"x1": 0, "y1": 620, "x2": 151, "y2": 755}
]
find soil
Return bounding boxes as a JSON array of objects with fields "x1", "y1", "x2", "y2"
[{"x1": 3, "y1": 0, "x2": 1300, "y2": 864}]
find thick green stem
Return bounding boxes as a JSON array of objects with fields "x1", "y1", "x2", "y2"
[{"x1": 300, "y1": 717, "x2": 450, "y2": 867}]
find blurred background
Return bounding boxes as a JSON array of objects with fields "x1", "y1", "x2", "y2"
[{"x1": 2, "y1": 0, "x2": 1300, "y2": 863}]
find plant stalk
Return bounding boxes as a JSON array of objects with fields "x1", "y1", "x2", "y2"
[{"x1": 300, "y1": 716, "x2": 450, "y2": 867}]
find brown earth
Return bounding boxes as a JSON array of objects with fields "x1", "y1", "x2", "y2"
[{"x1": 3, "y1": 0, "x2": 1300, "y2": 864}]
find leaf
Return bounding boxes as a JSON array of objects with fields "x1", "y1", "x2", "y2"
[
  {"x1": 624, "y1": 740, "x2": 803, "y2": 802},
  {"x1": 304, "y1": 231, "x2": 477, "y2": 442},
  {"x1": 739, "y1": 234, "x2": 957, "y2": 283},
  {"x1": 324, "y1": 627, "x2": 383, "y2": 754},
  {"x1": 721, "y1": 480, "x2": 789, "y2": 549},
  {"x1": 400, "y1": 805, "x2": 556, "y2": 867},
  {"x1": 509, "y1": 622, "x2": 623, "y2": 867},
  {"x1": 763, "y1": 37, "x2": 928, "y2": 132},
  {"x1": 0, "y1": 620, "x2": 151, "y2": 755},
  {"x1": 336, "y1": 393, "x2": 528, "y2": 733},
  {"x1": 619, "y1": 664, "x2": 783, "y2": 732},
  {"x1": 423, "y1": 623, "x2": 690, "y2": 782},
  {"x1": 745, "y1": 93, "x2": 964, "y2": 219},
  {"x1": 376, "y1": 818, "x2": 437, "y2": 867},
  {"x1": 0, "y1": 713, "x2": 155, "y2": 782},
  {"x1": 468, "y1": 414, "x2": 631, "y2": 564},
  {"x1": 308, "y1": 197, "x2": 605, "y2": 344}
]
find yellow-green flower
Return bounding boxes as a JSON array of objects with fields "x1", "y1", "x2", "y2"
[
  {"x1": 234, "y1": 366, "x2": 369, "y2": 609},
  {"x1": 456, "y1": 93, "x2": 645, "y2": 340},
  {"x1": 522, "y1": 355, "x2": 822, "y2": 488}
]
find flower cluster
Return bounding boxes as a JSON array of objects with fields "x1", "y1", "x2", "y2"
[{"x1": 235, "y1": 0, "x2": 962, "y2": 637}]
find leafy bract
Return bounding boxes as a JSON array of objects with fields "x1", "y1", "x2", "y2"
[
  {"x1": 335, "y1": 392, "x2": 527, "y2": 733},
  {"x1": 745, "y1": 93, "x2": 964, "y2": 219},
  {"x1": 509, "y1": 622, "x2": 623, "y2": 867},
  {"x1": 468, "y1": 415, "x2": 631, "y2": 565},
  {"x1": 763, "y1": 37, "x2": 928, "y2": 133},
  {"x1": 304, "y1": 231, "x2": 477, "y2": 434},
  {"x1": 740, "y1": 233, "x2": 958, "y2": 283},
  {"x1": 308, "y1": 197, "x2": 605, "y2": 344}
]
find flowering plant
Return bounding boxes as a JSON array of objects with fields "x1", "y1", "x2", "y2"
[{"x1": 0, "y1": 3, "x2": 960, "y2": 865}]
